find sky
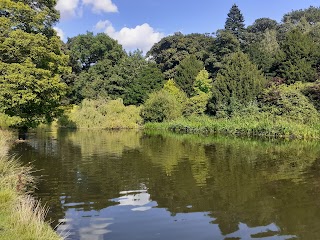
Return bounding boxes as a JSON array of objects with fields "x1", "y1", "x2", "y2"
[{"x1": 54, "y1": 0, "x2": 320, "y2": 53}]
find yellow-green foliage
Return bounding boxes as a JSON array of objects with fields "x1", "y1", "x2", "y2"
[
  {"x1": 141, "y1": 79, "x2": 187, "y2": 122},
  {"x1": 163, "y1": 79, "x2": 188, "y2": 104},
  {"x1": 141, "y1": 90, "x2": 183, "y2": 122},
  {"x1": 185, "y1": 93, "x2": 210, "y2": 116},
  {"x1": 0, "y1": 113, "x2": 22, "y2": 128},
  {"x1": 0, "y1": 129, "x2": 14, "y2": 158},
  {"x1": 0, "y1": 157, "x2": 62, "y2": 240},
  {"x1": 60, "y1": 98, "x2": 142, "y2": 129},
  {"x1": 184, "y1": 69, "x2": 212, "y2": 116},
  {"x1": 193, "y1": 69, "x2": 212, "y2": 95}
]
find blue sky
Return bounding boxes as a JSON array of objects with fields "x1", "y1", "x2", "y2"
[{"x1": 54, "y1": 0, "x2": 319, "y2": 53}]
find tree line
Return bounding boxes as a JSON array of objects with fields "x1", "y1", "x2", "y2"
[{"x1": 1, "y1": 1, "x2": 320, "y2": 130}]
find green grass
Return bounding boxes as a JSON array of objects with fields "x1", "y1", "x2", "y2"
[
  {"x1": 0, "y1": 130, "x2": 62, "y2": 240},
  {"x1": 144, "y1": 114, "x2": 320, "y2": 140}
]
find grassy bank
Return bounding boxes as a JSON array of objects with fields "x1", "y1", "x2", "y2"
[
  {"x1": 144, "y1": 115, "x2": 320, "y2": 140},
  {"x1": 0, "y1": 130, "x2": 62, "y2": 240}
]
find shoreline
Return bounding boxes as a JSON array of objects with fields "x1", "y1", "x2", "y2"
[
  {"x1": 0, "y1": 129, "x2": 62, "y2": 240},
  {"x1": 144, "y1": 116, "x2": 320, "y2": 140}
]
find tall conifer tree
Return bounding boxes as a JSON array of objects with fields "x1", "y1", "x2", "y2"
[{"x1": 225, "y1": 4, "x2": 245, "y2": 39}]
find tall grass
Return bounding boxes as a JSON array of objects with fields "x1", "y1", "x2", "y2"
[
  {"x1": 145, "y1": 114, "x2": 320, "y2": 140},
  {"x1": 0, "y1": 129, "x2": 14, "y2": 158},
  {"x1": 0, "y1": 130, "x2": 62, "y2": 240}
]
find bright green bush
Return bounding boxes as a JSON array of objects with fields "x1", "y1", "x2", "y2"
[
  {"x1": 184, "y1": 93, "x2": 211, "y2": 116},
  {"x1": 141, "y1": 90, "x2": 183, "y2": 122},
  {"x1": 58, "y1": 99, "x2": 142, "y2": 129},
  {"x1": 141, "y1": 79, "x2": 187, "y2": 123}
]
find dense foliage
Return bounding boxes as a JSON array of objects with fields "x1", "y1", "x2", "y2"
[
  {"x1": 208, "y1": 52, "x2": 266, "y2": 116},
  {"x1": 1, "y1": 3, "x2": 320, "y2": 136},
  {"x1": 0, "y1": 0, "x2": 69, "y2": 128}
]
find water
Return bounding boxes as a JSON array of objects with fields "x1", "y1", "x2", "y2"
[{"x1": 9, "y1": 129, "x2": 320, "y2": 240}]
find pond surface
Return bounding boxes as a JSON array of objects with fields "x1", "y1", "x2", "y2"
[{"x1": 10, "y1": 129, "x2": 320, "y2": 240}]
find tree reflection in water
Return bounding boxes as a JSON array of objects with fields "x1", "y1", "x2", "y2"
[{"x1": 10, "y1": 129, "x2": 320, "y2": 239}]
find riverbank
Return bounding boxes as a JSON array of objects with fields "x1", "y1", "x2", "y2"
[
  {"x1": 144, "y1": 115, "x2": 320, "y2": 140},
  {"x1": 0, "y1": 130, "x2": 62, "y2": 240}
]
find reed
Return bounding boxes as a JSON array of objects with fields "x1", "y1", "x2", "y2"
[
  {"x1": 145, "y1": 115, "x2": 320, "y2": 140},
  {"x1": 0, "y1": 130, "x2": 62, "y2": 240}
]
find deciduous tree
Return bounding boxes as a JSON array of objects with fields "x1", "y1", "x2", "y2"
[{"x1": 0, "y1": 0, "x2": 70, "y2": 130}]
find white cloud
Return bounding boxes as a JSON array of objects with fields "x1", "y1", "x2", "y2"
[
  {"x1": 95, "y1": 20, "x2": 164, "y2": 53},
  {"x1": 53, "y1": 27, "x2": 65, "y2": 41},
  {"x1": 55, "y1": 0, "x2": 80, "y2": 19},
  {"x1": 55, "y1": 0, "x2": 117, "y2": 19},
  {"x1": 82, "y1": 0, "x2": 118, "y2": 13}
]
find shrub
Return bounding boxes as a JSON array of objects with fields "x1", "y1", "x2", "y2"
[
  {"x1": 58, "y1": 99, "x2": 142, "y2": 129},
  {"x1": 259, "y1": 83, "x2": 320, "y2": 124},
  {"x1": 141, "y1": 90, "x2": 183, "y2": 122},
  {"x1": 302, "y1": 81, "x2": 320, "y2": 111}
]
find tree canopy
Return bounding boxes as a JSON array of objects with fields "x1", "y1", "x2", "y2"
[
  {"x1": 0, "y1": 0, "x2": 69, "y2": 128},
  {"x1": 147, "y1": 33, "x2": 214, "y2": 79}
]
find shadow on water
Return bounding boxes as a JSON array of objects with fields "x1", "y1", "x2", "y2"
[{"x1": 9, "y1": 128, "x2": 320, "y2": 240}]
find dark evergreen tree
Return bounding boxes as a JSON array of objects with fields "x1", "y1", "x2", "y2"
[
  {"x1": 278, "y1": 28, "x2": 318, "y2": 84},
  {"x1": 124, "y1": 63, "x2": 164, "y2": 105},
  {"x1": 214, "y1": 30, "x2": 240, "y2": 59},
  {"x1": 175, "y1": 55, "x2": 204, "y2": 97},
  {"x1": 208, "y1": 52, "x2": 266, "y2": 116},
  {"x1": 225, "y1": 4, "x2": 245, "y2": 39}
]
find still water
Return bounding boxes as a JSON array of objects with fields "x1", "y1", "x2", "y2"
[{"x1": 9, "y1": 129, "x2": 320, "y2": 240}]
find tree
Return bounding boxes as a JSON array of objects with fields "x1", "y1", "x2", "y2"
[
  {"x1": 247, "y1": 29, "x2": 280, "y2": 76},
  {"x1": 141, "y1": 90, "x2": 183, "y2": 123},
  {"x1": 67, "y1": 32, "x2": 125, "y2": 73},
  {"x1": 278, "y1": 28, "x2": 318, "y2": 83},
  {"x1": 225, "y1": 4, "x2": 245, "y2": 39},
  {"x1": 0, "y1": 0, "x2": 59, "y2": 37},
  {"x1": 214, "y1": 30, "x2": 240, "y2": 59},
  {"x1": 0, "y1": 0, "x2": 70, "y2": 132},
  {"x1": 175, "y1": 55, "x2": 204, "y2": 97},
  {"x1": 147, "y1": 33, "x2": 214, "y2": 79},
  {"x1": 0, "y1": 60, "x2": 67, "y2": 127},
  {"x1": 208, "y1": 52, "x2": 266, "y2": 116},
  {"x1": 184, "y1": 69, "x2": 213, "y2": 116},
  {"x1": 259, "y1": 83, "x2": 319, "y2": 124},
  {"x1": 124, "y1": 62, "x2": 164, "y2": 105},
  {"x1": 283, "y1": 6, "x2": 320, "y2": 25},
  {"x1": 65, "y1": 32, "x2": 126, "y2": 103},
  {"x1": 112, "y1": 50, "x2": 164, "y2": 105},
  {"x1": 247, "y1": 18, "x2": 278, "y2": 33}
]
